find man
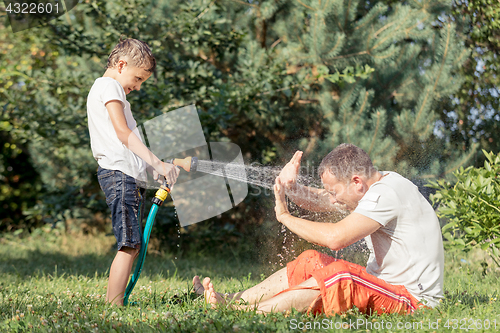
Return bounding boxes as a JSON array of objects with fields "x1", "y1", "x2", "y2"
[{"x1": 193, "y1": 143, "x2": 444, "y2": 315}]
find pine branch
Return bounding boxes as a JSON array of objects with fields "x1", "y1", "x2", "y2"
[
  {"x1": 330, "y1": 51, "x2": 368, "y2": 60},
  {"x1": 371, "y1": 21, "x2": 405, "y2": 52},
  {"x1": 195, "y1": 0, "x2": 215, "y2": 21},
  {"x1": 255, "y1": 83, "x2": 303, "y2": 96},
  {"x1": 372, "y1": 47, "x2": 416, "y2": 108},
  {"x1": 451, "y1": 48, "x2": 469, "y2": 68},
  {"x1": 404, "y1": 15, "x2": 431, "y2": 38},
  {"x1": 303, "y1": 131, "x2": 319, "y2": 156},
  {"x1": 414, "y1": 23, "x2": 451, "y2": 129},
  {"x1": 340, "y1": 84, "x2": 360, "y2": 125},
  {"x1": 368, "y1": 111, "x2": 381, "y2": 155},
  {"x1": 324, "y1": 33, "x2": 345, "y2": 59},
  {"x1": 439, "y1": 143, "x2": 478, "y2": 177},
  {"x1": 344, "y1": 0, "x2": 353, "y2": 29},
  {"x1": 351, "y1": 90, "x2": 370, "y2": 131},
  {"x1": 353, "y1": 3, "x2": 387, "y2": 32},
  {"x1": 270, "y1": 38, "x2": 282, "y2": 49},
  {"x1": 229, "y1": 0, "x2": 258, "y2": 9},
  {"x1": 372, "y1": 47, "x2": 399, "y2": 60},
  {"x1": 294, "y1": 0, "x2": 315, "y2": 11},
  {"x1": 373, "y1": 21, "x2": 396, "y2": 39},
  {"x1": 312, "y1": 12, "x2": 320, "y2": 59}
]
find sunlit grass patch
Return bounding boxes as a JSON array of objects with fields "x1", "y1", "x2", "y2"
[{"x1": 2, "y1": 231, "x2": 500, "y2": 332}]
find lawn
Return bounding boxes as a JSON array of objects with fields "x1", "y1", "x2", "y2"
[{"x1": 1, "y1": 228, "x2": 500, "y2": 332}]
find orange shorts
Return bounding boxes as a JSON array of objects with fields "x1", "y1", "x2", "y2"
[{"x1": 284, "y1": 250, "x2": 421, "y2": 316}]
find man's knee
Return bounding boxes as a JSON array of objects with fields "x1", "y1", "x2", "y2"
[
  {"x1": 292, "y1": 250, "x2": 351, "y2": 275},
  {"x1": 296, "y1": 249, "x2": 322, "y2": 261}
]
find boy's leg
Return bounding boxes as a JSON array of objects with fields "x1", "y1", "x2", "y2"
[
  {"x1": 193, "y1": 267, "x2": 289, "y2": 304},
  {"x1": 106, "y1": 246, "x2": 139, "y2": 305},
  {"x1": 98, "y1": 169, "x2": 144, "y2": 306}
]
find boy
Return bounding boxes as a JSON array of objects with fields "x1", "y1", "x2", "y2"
[{"x1": 87, "y1": 38, "x2": 179, "y2": 305}]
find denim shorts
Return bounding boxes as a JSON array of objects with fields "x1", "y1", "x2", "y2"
[{"x1": 97, "y1": 167, "x2": 145, "y2": 251}]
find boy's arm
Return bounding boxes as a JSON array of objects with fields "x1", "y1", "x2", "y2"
[
  {"x1": 279, "y1": 151, "x2": 336, "y2": 212},
  {"x1": 106, "y1": 100, "x2": 179, "y2": 185}
]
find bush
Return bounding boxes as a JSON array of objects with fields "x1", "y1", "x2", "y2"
[{"x1": 428, "y1": 150, "x2": 500, "y2": 267}]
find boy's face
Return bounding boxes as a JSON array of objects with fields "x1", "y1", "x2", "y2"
[{"x1": 115, "y1": 59, "x2": 152, "y2": 94}]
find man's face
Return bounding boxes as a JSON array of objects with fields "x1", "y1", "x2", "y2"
[
  {"x1": 116, "y1": 60, "x2": 152, "y2": 94},
  {"x1": 321, "y1": 171, "x2": 364, "y2": 211}
]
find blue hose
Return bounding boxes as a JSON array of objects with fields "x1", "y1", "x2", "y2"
[{"x1": 123, "y1": 203, "x2": 160, "y2": 306}]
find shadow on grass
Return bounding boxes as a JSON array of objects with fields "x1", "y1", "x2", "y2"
[
  {"x1": 442, "y1": 289, "x2": 495, "y2": 308},
  {"x1": 0, "y1": 250, "x2": 113, "y2": 279},
  {"x1": 0, "y1": 246, "x2": 265, "y2": 285}
]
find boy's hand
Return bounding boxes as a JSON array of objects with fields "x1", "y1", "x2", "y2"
[
  {"x1": 152, "y1": 169, "x2": 163, "y2": 185},
  {"x1": 278, "y1": 151, "x2": 303, "y2": 190},
  {"x1": 154, "y1": 162, "x2": 180, "y2": 187}
]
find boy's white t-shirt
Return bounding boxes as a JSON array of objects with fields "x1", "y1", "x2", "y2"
[
  {"x1": 353, "y1": 172, "x2": 444, "y2": 307},
  {"x1": 87, "y1": 77, "x2": 147, "y2": 182}
]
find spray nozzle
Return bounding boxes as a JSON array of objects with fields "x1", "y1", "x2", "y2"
[{"x1": 165, "y1": 156, "x2": 199, "y2": 172}]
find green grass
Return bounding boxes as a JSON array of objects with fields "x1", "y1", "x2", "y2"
[{"x1": 1, "y1": 229, "x2": 500, "y2": 332}]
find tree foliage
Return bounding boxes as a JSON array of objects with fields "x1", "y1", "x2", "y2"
[
  {"x1": 258, "y1": 0, "x2": 473, "y2": 179},
  {"x1": 437, "y1": 0, "x2": 500, "y2": 165},
  {"x1": 0, "y1": 0, "x2": 473, "y2": 245}
]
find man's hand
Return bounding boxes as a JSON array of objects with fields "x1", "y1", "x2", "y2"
[
  {"x1": 278, "y1": 151, "x2": 303, "y2": 190},
  {"x1": 274, "y1": 176, "x2": 291, "y2": 223}
]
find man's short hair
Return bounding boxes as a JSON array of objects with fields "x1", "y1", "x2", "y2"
[
  {"x1": 319, "y1": 143, "x2": 378, "y2": 181},
  {"x1": 107, "y1": 38, "x2": 156, "y2": 72}
]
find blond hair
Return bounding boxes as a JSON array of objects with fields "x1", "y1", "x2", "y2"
[{"x1": 107, "y1": 38, "x2": 156, "y2": 72}]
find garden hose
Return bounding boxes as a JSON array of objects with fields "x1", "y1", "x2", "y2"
[
  {"x1": 123, "y1": 157, "x2": 196, "y2": 306},
  {"x1": 123, "y1": 181, "x2": 170, "y2": 306},
  {"x1": 123, "y1": 181, "x2": 170, "y2": 305},
  {"x1": 165, "y1": 156, "x2": 198, "y2": 172}
]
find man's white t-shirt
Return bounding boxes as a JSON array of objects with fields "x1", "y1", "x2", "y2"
[
  {"x1": 353, "y1": 171, "x2": 444, "y2": 307},
  {"x1": 87, "y1": 77, "x2": 147, "y2": 182}
]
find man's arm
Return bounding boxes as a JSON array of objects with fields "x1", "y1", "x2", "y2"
[
  {"x1": 279, "y1": 151, "x2": 337, "y2": 212},
  {"x1": 274, "y1": 179, "x2": 380, "y2": 250},
  {"x1": 284, "y1": 184, "x2": 336, "y2": 212},
  {"x1": 106, "y1": 100, "x2": 179, "y2": 185}
]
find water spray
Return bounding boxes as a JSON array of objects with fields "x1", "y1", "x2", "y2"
[{"x1": 166, "y1": 156, "x2": 277, "y2": 189}]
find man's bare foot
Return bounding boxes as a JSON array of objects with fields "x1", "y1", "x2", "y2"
[
  {"x1": 203, "y1": 277, "x2": 227, "y2": 307},
  {"x1": 193, "y1": 276, "x2": 226, "y2": 303},
  {"x1": 193, "y1": 276, "x2": 205, "y2": 295}
]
